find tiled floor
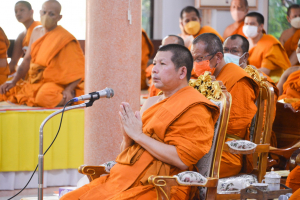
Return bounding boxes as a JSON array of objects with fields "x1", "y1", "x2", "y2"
[{"x1": 0, "y1": 187, "x2": 61, "y2": 200}]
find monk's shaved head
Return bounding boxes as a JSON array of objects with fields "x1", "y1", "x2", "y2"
[
  {"x1": 231, "y1": 0, "x2": 248, "y2": 8},
  {"x1": 162, "y1": 35, "x2": 184, "y2": 46},
  {"x1": 16, "y1": 1, "x2": 32, "y2": 10},
  {"x1": 193, "y1": 33, "x2": 223, "y2": 55},
  {"x1": 226, "y1": 34, "x2": 249, "y2": 53},
  {"x1": 43, "y1": 0, "x2": 61, "y2": 14}
]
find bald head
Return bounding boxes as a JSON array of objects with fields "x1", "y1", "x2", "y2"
[
  {"x1": 231, "y1": 0, "x2": 248, "y2": 8},
  {"x1": 43, "y1": 0, "x2": 61, "y2": 15},
  {"x1": 162, "y1": 35, "x2": 184, "y2": 46},
  {"x1": 193, "y1": 33, "x2": 223, "y2": 55}
]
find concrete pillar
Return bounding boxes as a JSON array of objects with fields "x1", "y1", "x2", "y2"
[{"x1": 84, "y1": 0, "x2": 141, "y2": 165}]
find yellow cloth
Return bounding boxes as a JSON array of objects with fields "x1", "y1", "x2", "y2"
[
  {"x1": 248, "y1": 34, "x2": 291, "y2": 83},
  {"x1": 195, "y1": 26, "x2": 224, "y2": 42},
  {"x1": 0, "y1": 109, "x2": 84, "y2": 171}
]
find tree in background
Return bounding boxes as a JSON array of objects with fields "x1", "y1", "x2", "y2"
[{"x1": 268, "y1": 0, "x2": 300, "y2": 39}]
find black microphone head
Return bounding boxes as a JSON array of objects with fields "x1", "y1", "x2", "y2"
[{"x1": 105, "y1": 88, "x2": 114, "y2": 98}]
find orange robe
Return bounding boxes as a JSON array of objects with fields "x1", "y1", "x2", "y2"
[
  {"x1": 0, "y1": 26, "x2": 84, "y2": 108},
  {"x1": 286, "y1": 165, "x2": 300, "y2": 193},
  {"x1": 278, "y1": 70, "x2": 300, "y2": 110},
  {"x1": 230, "y1": 21, "x2": 246, "y2": 38},
  {"x1": 248, "y1": 34, "x2": 291, "y2": 83},
  {"x1": 290, "y1": 188, "x2": 300, "y2": 200},
  {"x1": 0, "y1": 27, "x2": 10, "y2": 85},
  {"x1": 22, "y1": 21, "x2": 41, "y2": 54},
  {"x1": 284, "y1": 29, "x2": 300, "y2": 58},
  {"x1": 141, "y1": 29, "x2": 154, "y2": 90},
  {"x1": 216, "y1": 63, "x2": 259, "y2": 178},
  {"x1": 61, "y1": 86, "x2": 220, "y2": 200},
  {"x1": 194, "y1": 26, "x2": 224, "y2": 42}
]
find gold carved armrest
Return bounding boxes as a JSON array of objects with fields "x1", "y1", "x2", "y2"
[
  {"x1": 78, "y1": 165, "x2": 108, "y2": 182},
  {"x1": 223, "y1": 143, "x2": 269, "y2": 154},
  {"x1": 148, "y1": 175, "x2": 218, "y2": 200}
]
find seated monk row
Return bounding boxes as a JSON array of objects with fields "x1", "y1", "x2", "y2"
[
  {"x1": 191, "y1": 33, "x2": 259, "y2": 178},
  {"x1": 223, "y1": 34, "x2": 279, "y2": 147},
  {"x1": 61, "y1": 44, "x2": 220, "y2": 200},
  {"x1": 0, "y1": 0, "x2": 84, "y2": 108}
]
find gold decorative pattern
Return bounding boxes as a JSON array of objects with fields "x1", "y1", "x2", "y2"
[
  {"x1": 244, "y1": 65, "x2": 262, "y2": 83},
  {"x1": 189, "y1": 71, "x2": 222, "y2": 100}
]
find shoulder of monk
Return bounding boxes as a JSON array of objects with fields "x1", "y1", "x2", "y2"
[
  {"x1": 52, "y1": 26, "x2": 76, "y2": 40},
  {"x1": 260, "y1": 34, "x2": 282, "y2": 47}
]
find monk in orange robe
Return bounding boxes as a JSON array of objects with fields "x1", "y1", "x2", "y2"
[
  {"x1": 280, "y1": 4, "x2": 300, "y2": 66},
  {"x1": 8, "y1": 1, "x2": 41, "y2": 74},
  {"x1": 223, "y1": 34, "x2": 279, "y2": 147},
  {"x1": 290, "y1": 187, "x2": 300, "y2": 200},
  {"x1": 61, "y1": 44, "x2": 220, "y2": 200},
  {"x1": 223, "y1": 0, "x2": 248, "y2": 39},
  {"x1": 0, "y1": 0, "x2": 84, "y2": 108},
  {"x1": 277, "y1": 67, "x2": 300, "y2": 110},
  {"x1": 147, "y1": 35, "x2": 185, "y2": 97},
  {"x1": 192, "y1": 33, "x2": 259, "y2": 178},
  {"x1": 179, "y1": 6, "x2": 224, "y2": 48},
  {"x1": 244, "y1": 12, "x2": 291, "y2": 83},
  {"x1": 286, "y1": 165, "x2": 300, "y2": 193},
  {"x1": 0, "y1": 27, "x2": 10, "y2": 85},
  {"x1": 141, "y1": 29, "x2": 154, "y2": 90}
]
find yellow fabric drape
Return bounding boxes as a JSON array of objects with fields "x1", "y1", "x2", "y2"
[{"x1": 0, "y1": 109, "x2": 84, "y2": 171}]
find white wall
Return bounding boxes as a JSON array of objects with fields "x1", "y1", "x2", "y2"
[{"x1": 153, "y1": 0, "x2": 268, "y2": 40}]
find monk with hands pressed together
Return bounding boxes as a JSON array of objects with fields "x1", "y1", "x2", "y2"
[{"x1": 61, "y1": 44, "x2": 219, "y2": 200}]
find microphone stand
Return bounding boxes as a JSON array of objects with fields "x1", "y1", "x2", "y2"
[{"x1": 38, "y1": 99, "x2": 95, "y2": 200}]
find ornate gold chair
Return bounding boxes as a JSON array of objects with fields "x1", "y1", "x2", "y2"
[
  {"x1": 215, "y1": 65, "x2": 275, "y2": 199},
  {"x1": 148, "y1": 72, "x2": 232, "y2": 200},
  {"x1": 78, "y1": 72, "x2": 232, "y2": 200}
]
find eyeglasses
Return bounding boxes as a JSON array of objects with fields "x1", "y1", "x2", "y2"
[{"x1": 197, "y1": 52, "x2": 217, "y2": 62}]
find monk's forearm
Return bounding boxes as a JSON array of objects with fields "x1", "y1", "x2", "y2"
[
  {"x1": 65, "y1": 79, "x2": 81, "y2": 91},
  {"x1": 289, "y1": 51, "x2": 298, "y2": 66},
  {"x1": 259, "y1": 67, "x2": 271, "y2": 76},
  {"x1": 120, "y1": 137, "x2": 133, "y2": 152},
  {"x1": 135, "y1": 134, "x2": 188, "y2": 170},
  {"x1": 12, "y1": 60, "x2": 30, "y2": 84}
]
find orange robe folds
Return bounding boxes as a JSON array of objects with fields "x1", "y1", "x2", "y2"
[
  {"x1": 286, "y1": 165, "x2": 300, "y2": 193},
  {"x1": 0, "y1": 27, "x2": 10, "y2": 85},
  {"x1": 0, "y1": 26, "x2": 84, "y2": 108},
  {"x1": 141, "y1": 29, "x2": 154, "y2": 90},
  {"x1": 248, "y1": 34, "x2": 291, "y2": 83},
  {"x1": 230, "y1": 21, "x2": 246, "y2": 38},
  {"x1": 278, "y1": 70, "x2": 300, "y2": 110},
  {"x1": 22, "y1": 21, "x2": 41, "y2": 53},
  {"x1": 284, "y1": 29, "x2": 300, "y2": 58},
  {"x1": 217, "y1": 63, "x2": 259, "y2": 178},
  {"x1": 61, "y1": 86, "x2": 220, "y2": 200},
  {"x1": 194, "y1": 26, "x2": 224, "y2": 42}
]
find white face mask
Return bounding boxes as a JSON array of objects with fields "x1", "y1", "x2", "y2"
[
  {"x1": 224, "y1": 52, "x2": 246, "y2": 66},
  {"x1": 297, "y1": 53, "x2": 300, "y2": 63},
  {"x1": 243, "y1": 25, "x2": 258, "y2": 38},
  {"x1": 291, "y1": 17, "x2": 300, "y2": 29}
]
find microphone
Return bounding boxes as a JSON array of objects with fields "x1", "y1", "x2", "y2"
[{"x1": 72, "y1": 87, "x2": 114, "y2": 102}]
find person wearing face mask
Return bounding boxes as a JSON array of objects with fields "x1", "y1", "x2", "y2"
[
  {"x1": 8, "y1": 1, "x2": 41, "y2": 75},
  {"x1": 179, "y1": 6, "x2": 224, "y2": 49},
  {"x1": 223, "y1": 0, "x2": 248, "y2": 39},
  {"x1": 223, "y1": 34, "x2": 280, "y2": 149},
  {"x1": 0, "y1": 27, "x2": 10, "y2": 85},
  {"x1": 191, "y1": 33, "x2": 259, "y2": 178},
  {"x1": 0, "y1": 0, "x2": 85, "y2": 108},
  {"x1": 280, "y1": 4, "x2": 300, "y2": 66},
  {"x1": 245, "y1": 12, "x2": 291, "y2": 83}
]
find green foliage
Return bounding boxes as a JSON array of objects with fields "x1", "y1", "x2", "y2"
[
  {"x1": 268, "y1": 0, "x2": 300, "y2": 39},
  {"x1": 142, "y1": 0, "x2": 151, "y2": 37}
]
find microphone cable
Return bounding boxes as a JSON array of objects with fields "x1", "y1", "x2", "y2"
[{"x1": 7, "y1": 99, "x2": 74, "y2": 200}]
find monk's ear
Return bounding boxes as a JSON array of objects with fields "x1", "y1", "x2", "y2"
[
  {"x1": 216, "y1": 52, "x2": 223, "y2": 64},
  {"x1": 287, "y1": 15, "x2": 291, "y2": 23},
  {"x1": 30, "y1": 9, "x2": 34, "y2": 16},
  {"x1": 179, "y1": 66, "x2": 187, "y2": 80},
  {"x1": 58, "y1": 15, "x2": 62, "y2": 21},
  {"x1": 243, "y1": 52, "x2": 249, "y2": 61}
]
